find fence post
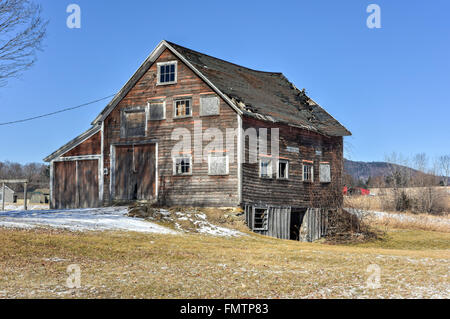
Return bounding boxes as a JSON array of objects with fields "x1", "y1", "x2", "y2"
[
  {"x1": 24, "y1": 182, "x2": 28, "y2": 211},
  {"x1": 1, "y1": 182, "x2": 5, "y2": 211}
]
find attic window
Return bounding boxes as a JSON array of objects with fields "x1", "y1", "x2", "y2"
[{"x1": 157, "y1": 61, "x2": 177, "y2": 85}]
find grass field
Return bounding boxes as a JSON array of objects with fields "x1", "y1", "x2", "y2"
[{"x1": 0, "y1": 224, "x2": 448, "y2": 299}]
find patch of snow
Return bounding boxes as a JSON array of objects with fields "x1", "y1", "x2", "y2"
[{"x1": 0, "y1": 207, "x2": 177, "y2": 234}]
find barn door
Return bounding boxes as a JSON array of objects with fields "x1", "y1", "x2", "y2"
[
  {"x1": 53, "y1": 159, "x2": 99, "y2": 209},
  {"x1": 77, "y1": 160, "x2": 100, "y2": 208},
  {"x1": 114, "y1": 144, "x2": 155, "y2": 201},
  {"x1": 54, "y1": 161, "x2": 77, "y2": 209}
]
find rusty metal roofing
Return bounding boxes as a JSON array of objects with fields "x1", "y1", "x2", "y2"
[{"x1": 167, "y1": 41, "x2": 351, "y2": 137}]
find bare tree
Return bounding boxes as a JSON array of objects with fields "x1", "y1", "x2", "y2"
[
  {"x1": 439, "y1": 155, "x2": 450, "y2": 186},
  {"x1": 0, "y1": 0, "x2": 47, "y2": 86}
]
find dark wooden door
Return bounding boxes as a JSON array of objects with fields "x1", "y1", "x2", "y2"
[
  {"x1": 77, "y1": 160, "x2": 100, "y2": 208},
  {"x1": 53, "y1": 159, "x2": 99, "y2": 209},
  {"x1": 114, "y1": 144, "x2": 155, "y2": 201},
  {"x1": 54, "y1": 161, "x2": 77, "y2": 209}
]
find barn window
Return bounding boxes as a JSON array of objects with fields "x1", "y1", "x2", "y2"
[
  {"x1": 157, "y1": 61, "x2": 177, "y2": 85},
  {"x1": 121, "y1": 107, "x2": 147, "y2": 138},
  {"x1": 260, "y1": 159, "x2": 273, "y2": 178},
  {"x1": 277, "y1": 160, "x2": 289, "y2": 179},
  {"x1": 149, "y1": 101, "x2": 165, "y2": 120},
  {"x1": 208, "y1": 155, "x2": 229, "y2": 175},
  {"x1": 200, "y1": 95, "x2": 220, "y2": 116},
  {"x1": 320, "y1": 163, "x2": 331, "y2": 183},
  {"x1": 174, "y1": 98, "x2": 192, "y2": 118},
  {"x1": 253, "y1": 208, "x2": 268, "y2": 231},
  {"x1": 173, "y1": 157, "x2": 192, "y2": 175},
  {"x1": 303, "y1": 163, "x2": 314, "y2": 182}
]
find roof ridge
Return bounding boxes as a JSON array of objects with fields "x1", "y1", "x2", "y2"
[{"x1": 165, "y1": 40, "x2": 282, "y2": 75}]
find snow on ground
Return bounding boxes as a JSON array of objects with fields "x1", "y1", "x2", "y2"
[
  {"x1": 1, "y1": 204, "x2": 49, "y2": 211},
  {"x1": 172, "y1": 211, "x2": 244, "y2": 237},
  {"x1": 0, "y1": 207, "x2": 177, "y2": 234}
]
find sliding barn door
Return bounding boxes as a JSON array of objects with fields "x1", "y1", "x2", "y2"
[{"x1": 114, "y1": 144, "x2": 156, "y2": 201}]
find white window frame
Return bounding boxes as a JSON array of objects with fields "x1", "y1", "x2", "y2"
[
  {"x1": 302, "y1": 163, "x2": 314, "y2": 182},
  {"x1": 157, "y1": 61, "x2": 178, "y2": 85},
  {"x1": 172, "y1": 156, "x2": 192, "y2": 176},
  {"x1": 173, "y1": 97, "x2": 193, "y2": 118},
  {"x1": 208, "y1": 155, "x2": 229, "y2": 176},
  {"x1": 259, "y1": 158, "x2": 273, "y2": 178},
  {"x1": 277, "y1": 159, "x2": 289, "y2": 179},
  {"x1": 253, "y1": 208, "x2": 269, "y2": 231},
  {"x1": 320, "y1": 163, "x2": 331, "y2": 183},
  {"x1": 148, "y1": 100, "x2": 166, "y2": 121},
  {"x1": 200, "y1": 95, "x2": 220, "y2": 116}
]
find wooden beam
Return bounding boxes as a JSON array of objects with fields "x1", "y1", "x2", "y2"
[{"x1": 0, "y1": 179, "x2": 28, "y2": 184}]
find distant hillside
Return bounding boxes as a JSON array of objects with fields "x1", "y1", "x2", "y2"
[{"x1": 344, "y1": 159, "x2": 419, "y2": 182}]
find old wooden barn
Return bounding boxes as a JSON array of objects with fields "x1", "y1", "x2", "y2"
[{"x1": 44, "y1": 40, "x2": 351, "y2": 241}]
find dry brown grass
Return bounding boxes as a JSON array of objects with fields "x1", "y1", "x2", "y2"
[
  {"x1": 0, "y1": 225, "x2": 448, "y2": 299},
  {"x1": 345, "y1": 194, "x2": 450, "y2": 233},
  {"x1": 368, "y1": 213, "x2": 450, "y2": 233}
]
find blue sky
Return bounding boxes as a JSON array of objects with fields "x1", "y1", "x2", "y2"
[{"x1": 0, "y1": 0, "x2": 449, "y2": 164}]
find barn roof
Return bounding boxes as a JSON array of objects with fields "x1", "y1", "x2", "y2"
[{"x1": 166, "y1": 41, "x2": 351, "y2": 137}]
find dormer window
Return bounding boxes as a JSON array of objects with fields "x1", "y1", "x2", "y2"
[{"x1": 157, "y1": 61, "x2": 177, "y2": 85}]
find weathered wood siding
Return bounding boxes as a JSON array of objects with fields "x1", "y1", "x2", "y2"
[
  {"x1": 103, "y1": 49, "x2": 239, "y2": 206},
  {"x1": 63, "y1": 131, "x2": 101, "y2": 157},
  {"x1": 242, "y1": 117, "x2": 344, "y2": 209}
]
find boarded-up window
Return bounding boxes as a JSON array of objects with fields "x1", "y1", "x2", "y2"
[
  {"x1": 208, "y1": 156, "x2": 229, "y2": 175},
  {"x1": 149, "y1": 102, "x2": 165, "y2": 120},
  {"x1": 260, "y1": 159, "x2": 273, "y2": 178},
  {"x1": 173, "y1": 157, "x2": 192, "y2": 175},
  {"x1": 121, "y1": 107, "x2": 146, "y2": 138},
  {"x1": 253, "y1": 208, "x2": 268, "y2": 231},
  {"x1": 200, "y1": 96, "x2": 220, "y2": 116},
  {"x1": 320, "y1": 164, "x2": 331, "y2": 183}
]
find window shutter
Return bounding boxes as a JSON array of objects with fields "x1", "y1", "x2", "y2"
[
  {"x1": 200, "y1": 96, "x2": 220, "y2": 116},
  {"x1": 320, "y1": 164, "x2": 331, "y2": 183},
  {"x1": 209, "y1": 156, "x2": 228, "y2": 175},
  {"x1": 149, "y1": 102, "x2": 165, "y2": 120}
]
